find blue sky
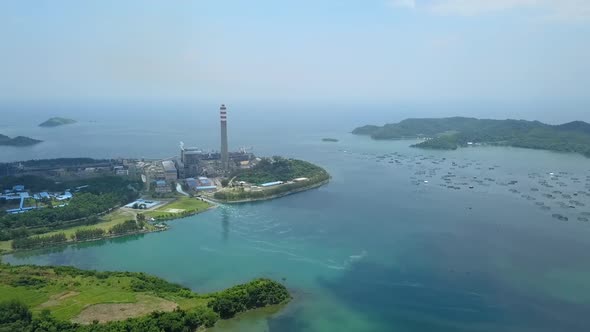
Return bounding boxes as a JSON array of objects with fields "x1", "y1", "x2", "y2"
[{"x1": 0, "y1": 0, "x2": 589, "y2": 104}]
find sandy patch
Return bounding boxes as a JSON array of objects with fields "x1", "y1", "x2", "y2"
[
  {"x1": 40, "y1": 291, "x2": 80, "y2": 308},
  {"x1": 72, "y1": 295, "x2": 178, "y2": 324},
  {"x1": 166, "y1": 208, "x2": 185, "y2": 213}
]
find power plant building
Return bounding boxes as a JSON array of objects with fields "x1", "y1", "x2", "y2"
[
  {"x1": 161, "y1": 160, "x2": 178, "y2": 182},
  {"x1": 177, "y1": 104, "x2": 255, "y2": 178}
]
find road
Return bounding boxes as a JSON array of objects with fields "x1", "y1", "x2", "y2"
[{"x1": 176, "y1": 183, "x2": 189, "y2": 197}]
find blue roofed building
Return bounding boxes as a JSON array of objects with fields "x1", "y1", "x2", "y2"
[{"x1": 186, "y1": 178, "x2": 198, "y2": 190}]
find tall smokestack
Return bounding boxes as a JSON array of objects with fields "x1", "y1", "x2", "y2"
[{"x1": 220, "y1": 104, "x2": 229, "y2": 171}]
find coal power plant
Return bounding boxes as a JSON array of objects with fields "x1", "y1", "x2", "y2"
[{"x1": 176, "y1": 104, "x2": 254, "y2": 178}]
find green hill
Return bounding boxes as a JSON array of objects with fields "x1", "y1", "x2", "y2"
[
  {"x1": 39, "y1": 117, "x2": 77, "y2": 127},
  {"x1": 0, "y1": 134, "x2": 42, "y2": 147},
  {"x1": 352, "y1": 117, "x2": 590, "y2": 157},
  {"x1": 0, "y1": 263, "x2": 290, "y2": 331}
]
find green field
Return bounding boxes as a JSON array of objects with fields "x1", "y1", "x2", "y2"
[
  {"x1": 0, "y1": 265, "x2": 210, "y2": 322},
  {"x1": 144, "y1": 197, "x2": 211, "y2": 220},
  {"x1": 46, "y1": 209, "x2": 139, "y2": 239},
  {"x1": 0, "y1": 264, "x2": 290, "y2": 330},
  {"x1": 0, "y1": 240, "x2": 11, "y2": 252}
]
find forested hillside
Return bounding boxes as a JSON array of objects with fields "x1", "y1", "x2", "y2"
[{"x1": 353, "y1": 117, "x2": 590, "y2": 156}]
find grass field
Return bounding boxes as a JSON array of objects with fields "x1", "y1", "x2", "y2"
[
  {"x1": 144, "y1": 197, "x2": 211, "y2": 219},
  {"x1": 0, "y1": 265, "x2": 211, "y2": 323},
  {"x1": 42, "y1": 209, "x2": 138, "y2": 239},
  {"x1": 0, "y1": 240, "x2": 11, "y2": 252}
]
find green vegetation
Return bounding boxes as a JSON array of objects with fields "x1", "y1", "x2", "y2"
[
  {"x1": 109, "y1": 220, "x2": 140, "y2": 235},
  {"x1": 0, "y1": 263, "x2": 290, "y2": 331},
  {"x1": 11, "y1": 233, "x2": 67, "y2": 250},
  {"x1": 144, "y1": 197, "x2": 211, "y2": 221},
  {"x1": 39, "y1": 117, "x2": 77, "y2": 127},
  {"x1": 0, "y1": 134, "x2": 42, "y2": 147},
  {"x1": 353, "y1": 117, "x2": 590, "y2": 157},
  {"x1": 208, "y1": 278, "x2": 291, "y2": 319},
  {"x1": 234, "y1": 157, "x2": 327, "y2": 185},
  {"x1": 72, "y1": 228, "x2": 105, "y2": 241},
  {"x1": 214, "y1": 158, "x2": 330, "y2": 202},
  {"x1": 0, "y1": 196, "x2": 209, "y2": 252},
  {"x1": 0, "y1": 176, "x2": 141, "y2": 242},
  {"x1": 322, "y1": 138, "x2": 339, "y2": 142}
]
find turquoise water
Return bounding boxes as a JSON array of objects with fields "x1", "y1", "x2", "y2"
[{"x1": 3, "y1": 104, "x2": 590, "y2": 331}]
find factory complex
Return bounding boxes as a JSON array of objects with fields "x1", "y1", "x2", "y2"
[{"x1": 139, "y1": 104, "x2": 260, "y2": 196}]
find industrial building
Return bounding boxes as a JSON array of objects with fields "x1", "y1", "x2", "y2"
[
  {"x1": 155, "y1": 180, "x2": 171, "y2": 193},
  {"x1": 161, "y1": 160, "x2": 178, "y2": 182},
  {"x1": 177, "y1": 104, "x2": 255, "y2": 178}
]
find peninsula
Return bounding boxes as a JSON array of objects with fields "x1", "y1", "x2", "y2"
[
  {"x1": 0, "y1": 263, "x2": 290, "y2": 330},
  {"x1": 39, "y1": 117, "x2": 77, "y2": 127},
  {"x1": 0, "y1": 156, "x2": 328, "y2": 252},
  {"x1": 353, "y1": 117, "x2": 590, "y2": 157},
  {"x1": 212, "y1": 157, "x2": 330, "y2": 203},
  {"x1": 0, "y1": 134, "x2": 42, "y2": 147}
]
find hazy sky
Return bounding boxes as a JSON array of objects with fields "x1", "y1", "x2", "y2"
[{"x1": 1, "y1": 0, "x2": 589, "y2": 104}]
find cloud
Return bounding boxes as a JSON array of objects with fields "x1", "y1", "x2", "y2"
[
  {"x1": 387, "y1": 0, "x2": 416, "y2": 9},
  {"x1": 545, "y1": 0, "x2": 590, "y2": 21},
  {"x1": 388, "y1": 0, "x2": 590, "y2": 21},
  {"x1": 428, "y1": 0, "x2": 539, "y2": 16}
]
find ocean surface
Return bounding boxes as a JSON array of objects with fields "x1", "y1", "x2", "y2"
[{"x1": 2, "y1": 102, "x2": 590, "y2": 331}]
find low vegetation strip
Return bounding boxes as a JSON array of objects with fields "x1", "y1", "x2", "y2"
[{"x1": 0, "y1": 264, "x2": 290, "y2": 331}]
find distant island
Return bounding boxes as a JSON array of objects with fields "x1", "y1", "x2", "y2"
[
  {"x1": 0, "y1": 134, "x2": 42, "y2": 147},
  {"x1": 353, "y1": 117, "x2": 590, "y2": 157},
  {"x1": 39, "y1": 117, "x2": 77, "y2": 127},
  {"x1": 0, "y1": 263, "x2": 290, "y2": 330},
  {"x1": 322, "y1": 138, "x2": 339, "y2": 142},
  {"x1": 212, "y1": 157, "x2": 330, "y2": 203}
]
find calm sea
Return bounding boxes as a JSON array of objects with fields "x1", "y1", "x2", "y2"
[{"x1": 2, "y1": 102, "x2": 590, "y2": 331}]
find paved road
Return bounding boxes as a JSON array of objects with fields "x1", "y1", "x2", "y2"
[{"x1": 176, "y1": 183, "x2": 189, "y2": 197}]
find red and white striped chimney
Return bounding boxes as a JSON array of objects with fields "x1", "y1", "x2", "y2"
[{"x1": 220, "y1": 104, "x2": 227, "y2": 122}]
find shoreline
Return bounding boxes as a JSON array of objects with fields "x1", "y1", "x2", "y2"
[
  {"x1": 210, "y1": 179, "x2": 330, "y2": 204},
  {"x1": 1, "y1": 202, "x2": 216, "y2": 255},
  {"x1": 1, "y1": 176, "x2": 328, "y2": 255}
]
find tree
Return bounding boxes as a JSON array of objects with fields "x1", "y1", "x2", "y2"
[{"x1": 0, "y1": 300, "x2": 32, "y2": 331}]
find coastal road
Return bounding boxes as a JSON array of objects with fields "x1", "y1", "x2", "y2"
[{"x1": 176, "y1": 183, "x2": 189, "y2": 197}]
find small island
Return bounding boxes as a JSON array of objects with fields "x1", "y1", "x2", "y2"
[
  {"x1": 322, "y1": 138, "x2": 339, "y2": 142},
  {"x1": 39, "y1": 117, "x2": 77, "y2": 127},
  {"x1": 0, "y1": 263, "x2": 290, "y2": 330},
  {"x1": 353, "y1": 117, "x2": 590, "y2": 157},
  {"x1": 0, "y1": 134, "x2": 42, "y2": 147},
  {"x1": 212, "y1": 157, "x2": 330, "y2": 203}
]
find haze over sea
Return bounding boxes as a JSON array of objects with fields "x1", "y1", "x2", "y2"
[{"x1": 2, "y1": 101, "x2": 590, "y2": 331}]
